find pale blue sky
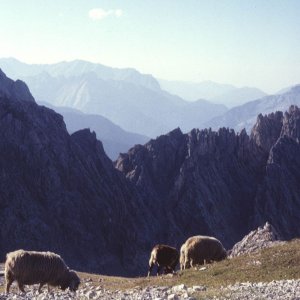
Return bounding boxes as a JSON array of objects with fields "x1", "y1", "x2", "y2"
[{"x1": 0, "y1": 0, "x2": 299, "y2": 93}]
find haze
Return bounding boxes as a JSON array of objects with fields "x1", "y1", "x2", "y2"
[{"x1": 0, "y1": 0, "x2": 299, "y2": 93}]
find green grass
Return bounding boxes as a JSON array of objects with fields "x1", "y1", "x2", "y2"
[{"x1": 1, "y1": 239, "x2": 300, "y2": 298}]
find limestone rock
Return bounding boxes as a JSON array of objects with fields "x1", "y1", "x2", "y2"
[{"x1": 229, "y1": 222, "x2": 283, "y2": 257}]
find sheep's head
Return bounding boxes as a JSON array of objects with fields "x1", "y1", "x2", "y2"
[
  {"x1": 60, "y1": 270, "x2": 80, "y2": 291},
  {"x1": 68, "y1": 270, "x2": 80, "y2": 291}
]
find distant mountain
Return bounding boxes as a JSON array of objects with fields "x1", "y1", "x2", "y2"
[
  {"x1": 40, "y1": 102, "x2": 149, "y2": 160},
  {"x1": 210, "y1": 87, "x2": 267, "y2": 108},
  {"x1": 205, "y1": 85, "x2": 300, "y2": 132},
  {"x1": 0, "y1": 58, "x2": 228, "y2": 137},
  {"x1": 275, "y1": 84, "x2": 298, "y2": 95},
  {"x1": 159, "y1": 79, "x2": 236, "y2": 101},
  {"x1": 0, "y1": 57, "x2": 161, "y2": 91}
]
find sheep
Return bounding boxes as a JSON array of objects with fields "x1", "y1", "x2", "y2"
[
  {"x1": 5, "y1": 249, "x2": 80, "y2": 294},
  {"x1": 180, "y1": 235, "x2": 227, "y2": 270},
  {"x1": 147, "y1": 244, "x2": 179, "y2": 276}
]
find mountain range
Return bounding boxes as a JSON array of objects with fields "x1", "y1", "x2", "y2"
[
  {"x1": 158, "y1": 78, "x2": 267, "y2": 107},
  {"x1": 205, "y1": 85, "x2": 300, "y2": 132},
  {"x1": 0, "y1": 58, "x2": 227, "y2": 137},
  {"x1": 1, "y1": 69, "x2": 299, "y2": 276}
]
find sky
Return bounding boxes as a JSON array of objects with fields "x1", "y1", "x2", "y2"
[{"x1": 0, "y1": 0, "x2": 299, "y2": 93}]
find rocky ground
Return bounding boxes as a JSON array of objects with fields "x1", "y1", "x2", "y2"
[
  {"x1": 0, "y1": 229, "x2": 300, "y2": 300},
  {"x1": 1, "y1": 277, "x2": 300, "y2": 300}
]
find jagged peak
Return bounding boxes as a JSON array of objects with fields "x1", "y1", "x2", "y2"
[
  {"x1": 250, "y1": 110, "x2": 283, "y2": 153},
  {"x1": 71, "y1": 128, "x2": 102, "y2": 149},
  {"x1": 166, "y1": 127, "x2": 182, "y2": 137},
  {"x1": 0, "y1": 68, "x2": 35, "y2": 103},
  {"x1": 281, "y1": 105, "x2": 300, "y2": 142}
]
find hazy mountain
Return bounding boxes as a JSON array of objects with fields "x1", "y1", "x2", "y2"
[
  {"x1": 275, "y1": 84, "x2": 298, "y2": 95},
  {"x1": 210, "y1": 87, "x2": 267, "y2": 108},
  {"x1": 1, "y1": 70, "x2": 300, "y2": 276},
  {"x1": 0, "y1": 58, "x2": 228, "y2": 137},
  {"x1": 40, "y1": 102, "x2": 149, "y2": 160},
  {"x1": 0, "y1": 57, "x2": 160, "y2": 91},
  {"x1": 159, "y1": 79, "x2": 236, "y2": 101},
  {"x1": 205, "y1": 85, "x2": 300, "y2": 132}
]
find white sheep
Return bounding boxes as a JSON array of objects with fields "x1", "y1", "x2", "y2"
[
  {"x1": 180, "y1": 235, "x2": 227, "y2": 269},
  {"x1": 5, "y1": 249, "x2": 80, "y2": 293}
]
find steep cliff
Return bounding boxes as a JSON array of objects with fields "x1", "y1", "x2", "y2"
[{"x1": 253, "y1": 106, "x2": 300, "y2": 239}]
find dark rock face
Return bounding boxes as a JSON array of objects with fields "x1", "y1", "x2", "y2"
[
  {"x1": 116, "y1": 127, "x2": 266, "y2": 249},
  {"x1": 0, "y1": 72, "x2": 157, "y2": 275},
  {"x1": 116, "y1": 108, "x2": 300, "y2": 250},
  {"x1": 253, "y1": 106, "x2": 300, "y2": 240},
  {"x1": 250, "y1": 111, "x2": 283, "y2": 153}
]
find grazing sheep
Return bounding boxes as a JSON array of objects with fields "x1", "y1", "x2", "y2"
[
  {"x1": 5, "y1": 249, "x2": 80, "y2": 294},
  {"x1": 147, "y1": 244, "x2": 179, "y2": 276},
  {"x1": 180, "y1": 235, "x2": 227, "y2": 269}
]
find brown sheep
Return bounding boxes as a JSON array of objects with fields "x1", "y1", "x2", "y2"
[
  {"x1": 147, "y1": 244, "x2": 179, "y2": 276},
  {"x1": 5, "y1": 250, "x2": 80, "y2": 294},
  {"x1": 180, "y1": 235, "x2": 227, "y2": 269}
]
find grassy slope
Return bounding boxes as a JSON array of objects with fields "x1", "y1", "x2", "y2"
[{"x1": 1, "y1": 239, "x2": 300, "y2": 297}]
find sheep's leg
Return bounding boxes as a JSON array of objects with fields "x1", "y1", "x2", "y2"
[
  {"x1": 190, "y1": 259, "x2": 194, "y2": 268},
  {"x1": 184, "y1": 259, "x2": 188, "y2": 270},
  {"x1": 47, "y1": 284, "x2": 51, "y2": 292},
  {"x1": 5, "y1": 271, "x2": 14, "y2": 294},
  {"x1": 18, "y1": 282, "x2": 25, "y2": 293},
  {"x1": 156, "y1": 265, "x2": 162, "y2": 276},
  {"x1": 38, "y1": 283, "x2": 45, "y2": 293},
  {"x1": 5, "y1": 279, "x2": 13, "y2": 294},
  {"x1": 147, "y1": 263, "x2": 154, "y2": 277}
]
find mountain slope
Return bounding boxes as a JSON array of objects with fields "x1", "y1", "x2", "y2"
[
  {"x1": 159, "y1": 79, "x2": 236, "y2": 101},
  {"x1": 40, "y1": 103, "x2": 149, "y2": 160},
  {"x1": 0, "y1": 69, "x2": 158, "y2": 276},
  {"x1": 210, "y1": 86, "x2": 267, "y2": 108},
  {"x1": 205, "y1": 85, "x2": 300, "y2": 132}
]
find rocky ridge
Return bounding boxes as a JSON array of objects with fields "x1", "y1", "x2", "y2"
[
  {"x1": 229, "y1": 222, "x2": 283, "y2": 258},
  {"x1": 0, "y1": 69, "x2": 34, "y2": 103},
  {"x1": 115, "y1": 108, "x2": 300, "y2": 249}
]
